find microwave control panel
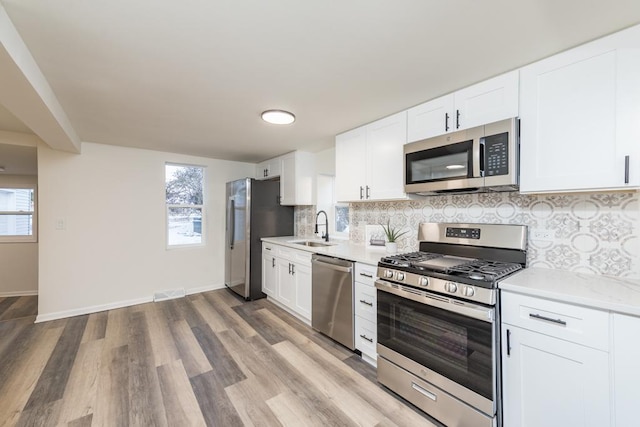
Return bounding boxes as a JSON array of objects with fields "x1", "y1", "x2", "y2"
[{"x1": 483, "y1": 132, "x2": 509, "y2": 176}]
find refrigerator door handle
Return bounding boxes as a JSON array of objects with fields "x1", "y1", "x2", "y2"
[{"x1": 228, "y1": 198, "x2": 235, "y2": 249}]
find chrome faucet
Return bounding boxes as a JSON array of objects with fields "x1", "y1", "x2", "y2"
[{"x1": 315, "y1": 210, "x2": 329, "y2": 242}]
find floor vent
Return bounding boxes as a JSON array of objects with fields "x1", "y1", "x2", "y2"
[{"x1": 153, "y1": 288, "x2": 186, "y2": 302}]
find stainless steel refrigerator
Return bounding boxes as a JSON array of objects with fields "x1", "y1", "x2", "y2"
[{"x1": 225, "y1": 178, "x2": 294, "y2": 300}]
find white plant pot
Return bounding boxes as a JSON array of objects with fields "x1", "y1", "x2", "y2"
[{"x1": 385, "y1": 242, "x2": 398, "y2": 254}]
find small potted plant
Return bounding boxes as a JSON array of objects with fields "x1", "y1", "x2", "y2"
[{"x1": 381, "y1": 220, "x2": 408, "y2": 254}]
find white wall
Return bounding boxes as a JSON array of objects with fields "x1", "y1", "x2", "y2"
[
  {"x1": 315, "y1": 147, "x2": 335, "y2": 176},
  {"x1": 0, "y1": 174, "x2": 38, "y2": 296},
  {"x1": 37, "y1": 142, "x2": 254, "y2": 321}
]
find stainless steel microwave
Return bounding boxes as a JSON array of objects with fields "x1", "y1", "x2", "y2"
[{"x1": 404, "y1": 118, "x2": 519, "y2": 195}]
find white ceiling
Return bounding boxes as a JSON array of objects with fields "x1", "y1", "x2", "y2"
[{"x1": 1, "y1": 0, "x2": 640, "y2": 163}]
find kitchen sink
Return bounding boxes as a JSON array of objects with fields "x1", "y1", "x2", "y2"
[{"x1": 291, "y1": 240, "x2": 335, "y2": 247}]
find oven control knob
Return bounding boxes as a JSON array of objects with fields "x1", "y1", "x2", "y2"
[
  {"x1": 384, "y1": 270, "x2": 394, "y2": 279},
  {"x1": 419, "y1": 277, "x2": 429, "y2": 287},
  {"x1": 445, "y1": 282, "x2": 458, "y2": 293},
  {"x1": 395, "y1": 272, "x2": 405, "y2": 281},
  {"x1": 463, "y1": 286, "x2": 475, "y2": 297}
]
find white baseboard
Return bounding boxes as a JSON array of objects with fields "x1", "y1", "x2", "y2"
[
  {"x1": 34, "y1": 283, "x2": 225, "y2": 323},
  {"x1": 35, "y1": 296, "x2": 153, "y2": 323},
  {"x1": 0, "y1": 290, "x2": 38, "y2": 297},
  {"x1": 186, "y1": 283, "x2": 225, "y2": 295}
]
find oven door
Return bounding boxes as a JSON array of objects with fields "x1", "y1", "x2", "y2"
[
  {"x1": 404, "y1": 125, "x2": 484, "y2": 194},
  {"x1": 376, "y1": 279, "x2": 497, "y2": 417}
]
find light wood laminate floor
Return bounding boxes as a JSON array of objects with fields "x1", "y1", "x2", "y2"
[{"x1": 0, "y1": 290, "x2": 438, "y2": 427}]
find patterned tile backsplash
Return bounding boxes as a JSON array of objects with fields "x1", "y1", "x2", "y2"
[{"x1": 295, "y1": 191, "x2": 640, "y2": 279}]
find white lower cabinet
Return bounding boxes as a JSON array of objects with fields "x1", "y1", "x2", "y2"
[
  {"x1": 501, "y1": 291, "x2": 611, "y2": 427},
  {"x1": 262, "y1": 245, "x2": 277, "y2": 298},
  {"x1": 261, "y1": 242, "x2": 312, "y2": 324},
  {"x1": 612, "y1": 313, "x2": 640, "y2": 427},
  {"x1": 354, "y1": 262, "x2": 377, "y2": 366},
  {"x1": 502, "y1": 326, "x2": 610, "y2": 427}
]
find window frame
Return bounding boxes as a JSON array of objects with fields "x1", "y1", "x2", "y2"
[
  {"x1": 165, "y1": 162, "x2": 205, "y2": 249},
  {"x1": 0, "y1": 184, "x2": 37, "y2": 243}
]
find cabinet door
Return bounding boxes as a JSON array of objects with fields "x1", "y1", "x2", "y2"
[
  {"x1": 262, "y1": 253, "x2": 277, "y2": 297},
  {"x1": 256, "y1": 160, "x2": 270, "y2": 179},
  {"x1": 520, "y1": 44, "x2": 640, "y2": 193},
  {"x1": 276, "y1": 258, "x2": 294, "y2": 307},
  {"x1": 365, "y1": 111, "x2": 407, "y2": 201},
  {"x1": 612, "y1": 313, "x2": 640, "y2": 427},
  {"x1": 335, "y1": 126, "x2": 367, "y2": 201},
  {"x1": 407, "y1": 94, "x2": 455, "y2": 142},
  {"x1": 292, "y1": 263, "x2": 311, "y2": 321},
  {"x1": 454, "y1": 70, "x2": 519, "y2": 130},
  {"x1": 256, "y1": 158, "x2": 281, "y2": 180},
  {"x1": 279, "y1": 153, "x2": 295, "y2": 205},
  {"x1": 502, "y1": 325, "x2": 611, "y2": 427}
]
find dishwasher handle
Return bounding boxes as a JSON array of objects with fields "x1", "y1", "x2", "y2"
[{"x1": 311, "y1": 257, "x2": 353, "y2": 274}]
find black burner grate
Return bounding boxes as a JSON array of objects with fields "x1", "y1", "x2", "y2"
[{"x1": 447, "y1": 260, "x2": 522, "y2": 281}]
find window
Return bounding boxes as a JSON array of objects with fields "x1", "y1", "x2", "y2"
[
  {"x1": 335, "y1": 204, "x2": 350, "y2": 235},
  {"x1": 316, "y1": 174, "x2": 349, "y2": 239},
  {"x1": 0, "y1": 187, "x2": 37, "y2": 242},
  {"x1": 165, "y1": 164, "x2": 204, "y2": 247}
]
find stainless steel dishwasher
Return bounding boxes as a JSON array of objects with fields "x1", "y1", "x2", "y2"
[{"x1": 311, "y1": 254, "x2": 355, "y2": 350}]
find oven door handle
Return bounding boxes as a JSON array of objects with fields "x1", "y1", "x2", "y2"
[{"x1": 375, "y1": 279, "x2": 494, "y2": 323}]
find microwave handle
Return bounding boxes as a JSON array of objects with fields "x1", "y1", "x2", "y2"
[{"x1": 473, "y1": 138, "x2": 483, "y2": 178}]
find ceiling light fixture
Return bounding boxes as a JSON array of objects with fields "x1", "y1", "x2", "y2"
[{"x1": 261, "y1": 110, "x2": 295, "y2": 125}]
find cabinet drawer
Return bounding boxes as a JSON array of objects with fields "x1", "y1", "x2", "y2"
[
  {"x1": 355, "y1": 281, "x2": 377, "y2": 323},
  {"x1": 355, "y1": 263, "x2": 377, "y2": 286},
  {"x1": 502, "y1": 291, "x2": 609, "y2": 351},
  {"x1": 355, "y1": 316, "x2": 377, "y2": 359},
  {"x1": 263, "y1": 242, "x2": 275, "y2": 253}
]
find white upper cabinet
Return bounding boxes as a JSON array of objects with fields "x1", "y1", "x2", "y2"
[
  {"x1": 335, "y1": 126, "x2": 367, "y2": 201},
  {"x1": 519, "y1": 25, "x2": 640, "y2": 193},
  {"x1": 280, "y1": 151, "x2": 315, "y2": 206},
  {"x1": 256, "y1": 157, "x2": 281, "y2": 180},
  {"x1": 407, "y1": 70, "x2": 519, "y2": 142},
  {"x1": 335, "y1": 111, "x2": 407, "y2": 202}
]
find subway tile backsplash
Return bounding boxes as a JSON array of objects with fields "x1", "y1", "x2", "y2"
[{"x1": 295, "y1": 191, "x2": 639, "y2": 279}]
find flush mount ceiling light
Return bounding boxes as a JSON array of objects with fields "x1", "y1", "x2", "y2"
[
  {"x1": 261, "y1": 110, "x2": 295, "y2": 125},
  {"x1": 446, "y1": 164, "x2": 465, "y2": 170}
]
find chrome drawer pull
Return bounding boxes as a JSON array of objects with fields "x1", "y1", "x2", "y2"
[
  {"x1": 359, "y1": 334, "x2": 373, "y2": 343},
  {"x1": 359, "y1": 272, "x2": 373, "y2": 278},
  {"x1": 529, "y1": 313, "x2": 567, "y2": 326},
  {"x1": 411, "y1": 382, "x2": 437, "y2": 401},
  {"x1": 359, "y1": 299, "x2": 373, "y2": 306}
]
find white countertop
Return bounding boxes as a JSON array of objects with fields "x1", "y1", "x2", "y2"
[
  {"x1": 261, "y1": 236, "x2": 387, "y2": 266},
  {"x1": 499, "y1": 267, "x2": 640, "y2": 316}
]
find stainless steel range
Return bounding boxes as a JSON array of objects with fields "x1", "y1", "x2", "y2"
[{"x1": 376, "y1": 222, "x2": 527, "y2": 427}]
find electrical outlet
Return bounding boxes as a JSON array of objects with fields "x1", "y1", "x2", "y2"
[
  {"x1": 531, "y1": 229, "x2": 553, "y2": 241},
  {"x1": 55, "y1": 219, "x2": 65, "y2": 230}
]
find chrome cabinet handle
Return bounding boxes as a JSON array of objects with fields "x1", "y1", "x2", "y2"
[
  {"x1": 359, "y1": 334, "x2": 373, "y2": 343},
  {"x1": 625, "y1": 155, "x2": 630, "y2": 184},
  {"x1": 272, "y1": 258, "x2": 275, "y2": 268},
  {"x1": 529, "y1": 313, "x2": 567, "y2": 326},
  {"x1": 291, "y1": 264, "x2": 295, "y2": 275},
  {"x1": 359, "y1": 272, "x2": 373, "y2": 278},
  {"x1": 359, "y1": 299, "x2": 373, "y2": 307},
  {"x1": 366, "y1": 186, "x2": 370, "y2": 199},
  {"x1": 456, "y1": 109, "x2": 461, "y2": 129},
  {"x1": 445, "y1": 112, "x2": 450, "y2": 132},
  {"x1": 506, "y1": 329, "x2": 511, "y2": 356},
  {"x1": 288, "y1": 263, "x2": 292, "y2": 274},
  {"x1": 359, "y1": 186, "x2": 364, "y2": 199}
]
